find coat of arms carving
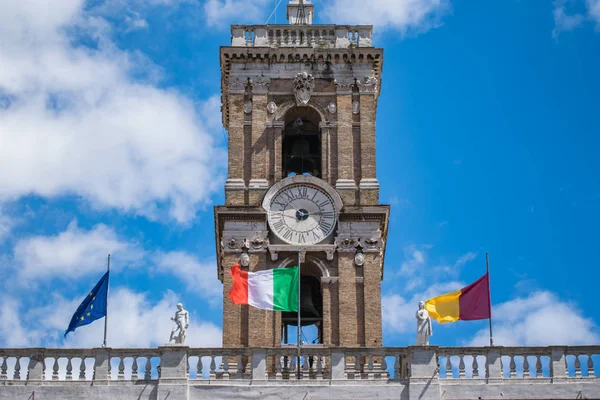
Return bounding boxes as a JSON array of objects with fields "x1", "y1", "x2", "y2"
[{"x1": 293, "y1": 72, "x2": 315, "y2": 106}]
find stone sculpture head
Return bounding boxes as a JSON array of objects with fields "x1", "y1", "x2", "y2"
[
  {"x1": 177, "y1": 303, "x2": 183, "y2": 311},
  {"x1": 418, "y1": 301, "x2": 425, "y2": 310}
]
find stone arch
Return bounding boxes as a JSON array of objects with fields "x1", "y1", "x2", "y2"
[
  {"x1": 276, "y1": 254, "x2": 330, "y2": 278},
  {"x1": 273, "y1": 100, "x2": 328, "y2": 123}
]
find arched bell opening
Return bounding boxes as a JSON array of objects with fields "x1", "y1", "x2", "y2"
[
  {"x1": 281, "y1": 260, "x2": 323, "y2": 346},
  {"x1": 282, "y1": 107, "x2": 322, "y2": 179}
]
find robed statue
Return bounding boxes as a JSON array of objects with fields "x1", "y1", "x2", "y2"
[{"x1": 416, "y1": 301, "x2": 432, "y2": 346}]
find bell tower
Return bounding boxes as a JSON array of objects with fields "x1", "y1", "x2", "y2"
[{"x1": 215, "y1": 1, "x2": 389, "y2": 350}]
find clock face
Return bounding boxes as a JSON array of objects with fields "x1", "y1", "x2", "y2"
[{"x1": 267, "y1": 184, "x2": 337, "y2": 246}]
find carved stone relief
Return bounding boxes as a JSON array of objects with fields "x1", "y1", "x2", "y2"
[
  {"x1": 293, "y1": 72, "x2": 315, "y2": 105},
  {"x1": 352, "y1": 100, "x2": 360, "y2": 115},
  {"x1": 327, "y1": 102, "x2": 337, "y2": 114},
  {"x1": 334, "y1": 77, "x2": 356, "y2": 92},
  {"x1": 357, "y1": 76, "x2": 378, "y2": 93},
  {"x1": 249, "y1": 76, "x2": 271, "y2": 94},
  {"x1": 243, "y1": 100, "x2": 252, "y2": 114},
  {"x1": 227, "y1": 76, "x2": 248, "y2": 92},
  {"x1": 267, "y1": 101, "x2": 278, "y2": 114}
]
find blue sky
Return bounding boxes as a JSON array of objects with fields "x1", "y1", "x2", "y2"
[{"x1": 0, "y1": 0, "x2": 598, "y2": 349}]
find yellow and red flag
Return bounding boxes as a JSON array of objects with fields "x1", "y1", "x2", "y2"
[{"x1": 425, "y1": 273, "x2": 491, "y2": 324}]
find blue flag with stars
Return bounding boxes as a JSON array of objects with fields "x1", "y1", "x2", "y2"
[{"x1": 64, "y1": 271, "x2": 109, "y2": 337}]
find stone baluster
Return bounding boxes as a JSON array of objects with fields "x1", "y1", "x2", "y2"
[
  {"x1": 131, "y1": 357, "x2": 138, "y2": 381},
  {"x1": 523, "y1": 354, "x2": 530, "y2": 378},
  {"x1": 393, "y1": 355, "x2": 400, "y2": 381},
  {"x1": 66, "y1": 357, "x2": 73, "y2": 380},
  {"x1": 12, "y1": 357, "x2": 20, "y2": 380},
  {"x1": 472, "y1": 354, "x2": 479, "y2": 378},
  {"x1": 0, "y1": 357, "x2": 7, "y2": 380},
  {"x1": 355, "y1": 353, "x2": 361, "y2": 379},
  {"x1": 144, "y1": 358, "x2": 152, "y2": 380},
  {"x1": 118, "y1": 357, "x2": 125, "y2": 380},
  {"x1": 458, "y1": 355, "x2": 466, "y2": 378},
  {"x1": 380, "y1": 356, "x2": 388, "y2": 380},
  {"x1": 316, "y1": 355, "x2": 324, "y2": 380},
  {"x1": 79, "y1": 357, "x2": 87, "y2": 380},
  {"x1": 509, "y1": 355, "x2": 517, "y2": 378},
  {"x1": 195, "y1": 356, "x2": 203, "y2": 380},
  {"x1": 302, "y1": 355, "x2": 310, "y2": 380},
  {"x1": 446, "y1": 355, "x2": 453, "y2": 379},
  {"x1": 51, "y1": 357, "x2": 59, "y2": 380},
  {"x1": 236, "y1": 355, "x2": 243, "y2": 379},
  {"x1": 587, "y1": 355, "x2": 595, "y2": 378},
  {"x1": 575, "y1": 354, "x2": 582, "y2": 378},
  {"x1": 222, "y1": 356, "x2": 230, "y2": 379},
  {"x1": 367, "y1": 354, "x2": 374, "y2": 380},
  {"x1": 275, "y1": 355, "x2": 282, "y2": 380},
  {"x1": 209, "y1": 356, "x2": 216, "y2": 380},
  {"x1": 536, "y1": 355, "x2": 543, "y2": 378}
]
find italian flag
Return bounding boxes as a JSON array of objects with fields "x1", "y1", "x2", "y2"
[{"x1": 229, "y1": 264, "x2": 299, "y2": 312}]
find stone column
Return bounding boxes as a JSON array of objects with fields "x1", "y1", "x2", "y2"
[
  {"x1": 357, "y1": 76, "x2": 379, "y2": 204},
  {"x1": 248, "y1": 252, "x2": 273, "y2": 347},
  {"x1": 269, "y1": 121, "x2": 284, "y2": 184},
  {"x1": 321, "y1": 277, "x2": 339, "y2": 346},
  {"x1": 222, "y1": 253, "x2": 243, "y2": 347},
  {"x1": 157, "y1": 346, "x2": 189, "y2": 400},
  {"x1": 248, "y1": 77, "x2": 270, "y2": 205},
  {"x1": 334, "y1": 77, "x2": 357, "y2": 205},
  {"x1": 319, "y1": 121, "x2": 336, "y2": 185},
  {"x1": 337, "y1": 253, "x2": 358, "y2": 347},
  {"x1": 362, "y1": 252, "x2": 383, "y2": 347},
  {"x1": 225, "y1": 76, "x2": 248, "y2": 205}
]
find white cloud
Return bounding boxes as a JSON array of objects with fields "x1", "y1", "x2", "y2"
[
  {"x1": 0, "y1": 209, "x2": 13, "y2": 244},
  {"x1": 0, "y1": 0, "x2": 226, "y2": 223},
  {"x1": 399, "y1": 244, "x2": 428, "y2": 275},
  {"x1": 322, "y1": 0, "x2": 451, "y2": 34},
  {"x1": 154, "y1": 251, "x2": 222, "y2": 306},
  {"x1": 13, "y1": 220, "x2": 143, "y2": 281},
  {"x1": 382, "y1": 281, "x2": 464, "y2": 335},
  {"x1": 553, "y1": 4, "x2": 584, "y2": 37},
  {"x1": 0, "y1": 288, "x2": 221, "y2": 349},
  {"x1": 468, "y1": 291, "x2": 599, "y2": 346},
  {"x1": 203, "y1": 0, "x2": 270, "y2": 28},
  {"x1": 588, "y1": 0, "x2": 600, "y2": 24},
  {"x1": 454, "y1": 252, "x2": 477, "y2": 269}
]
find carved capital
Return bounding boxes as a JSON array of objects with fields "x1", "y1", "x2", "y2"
[
  {"x1": 227, "y1": 76, "x2": 249, "y2": 93},
  {"x1": 335, "y1": 237, "x2": 359, "y2": 252},
  {"x1": 249, "y1": 76, "x2": 271, "y2": 94},
  {"x1": 221, "y1": 233, "x2": 269, "y2": 253},
  {"x1": 359, "y1": 236, "x2": 383, "y2": 252},
  {"x1": 334, "y1": 77, "x2": 356, "y2": 93},
  {"x1": 357, "y1": 76, "x2": 378, "y2": 94}
]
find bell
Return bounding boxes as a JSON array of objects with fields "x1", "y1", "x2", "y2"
[{"x1": 282, "y1": 276, "x2": 322, "y2": 326}]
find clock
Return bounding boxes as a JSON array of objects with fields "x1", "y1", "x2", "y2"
[{"x1": 267, "y1": 183, "x2": 337, "y2": 246}]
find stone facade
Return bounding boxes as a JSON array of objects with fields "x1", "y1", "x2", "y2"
[{"x1": 216, "y1": 22, "x2": 388, "y2": 350}]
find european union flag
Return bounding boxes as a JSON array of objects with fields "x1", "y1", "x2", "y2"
[{"x1": 64, "y1": 271, "x2": 109, "y2": 337}]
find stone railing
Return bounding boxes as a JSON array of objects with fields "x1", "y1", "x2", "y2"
[
  {"x1": 0, "y1": 346, "x2": 598, "y2": 399},
  {"x1": 230, "y1": 24, "x2": 373, "y2": 48}
]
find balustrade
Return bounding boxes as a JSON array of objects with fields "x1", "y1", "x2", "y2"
[
  {"x1": 230, "y1": 25, "x2": 373, "y2": 48},
  {"x1": 0, "y1": 346, "x2": 596, "y2": 385}
]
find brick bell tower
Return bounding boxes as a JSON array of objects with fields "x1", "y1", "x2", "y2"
[{"x1": 214, "y1": 0, "x2": 389, "y2": 350}]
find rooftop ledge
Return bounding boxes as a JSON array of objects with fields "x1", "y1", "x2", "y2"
[{"x1": 230, "y1": 24, "x2": 374, "y2": 48}]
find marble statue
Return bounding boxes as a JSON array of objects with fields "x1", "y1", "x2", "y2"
[
  {"x1": 169, "y1": 303, "x2": 190, "y2": 344},
  {"x1": 416, "y1": 301, "x2": 432, "y2": 346}
]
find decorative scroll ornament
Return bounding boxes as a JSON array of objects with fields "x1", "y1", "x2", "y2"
[
  {"x1": 293, "y1": 72, "x2": 315, "y2": 106},
  {"x1": 249, "y1": 236, "x2": 269, "y2": 250},
  {"x1": 327, "y1": 102, "x2": 337, "y2": 114},
  {"x1": 354, "y1": 252, "x2": 365, "y2": 267},
  {"x1": 337, "y1": 237, "x2": 357, "y2": 250},
  {"x1": 243, "y1": 100, "x2": 252, "y2": 114},
  {"x1": 267, "y1": 101, "x2": 278, "y2": 114}
]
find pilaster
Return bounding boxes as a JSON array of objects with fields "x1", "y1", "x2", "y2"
[
  {"x1": 334, "y1": 77, "x2": 358, "y2": 205},
  {"x1": 337, "y1": 252, "x2": 358, "y2": 347},
  {"x1": 357, "y1": 83, "x2": 379, "y2": 204},
  {"x1": 249, "y1": 77, "x2": 271, "y2": 205},
  {"x1": 225, "y1": 76, "x2": 248, "y2": 205}
]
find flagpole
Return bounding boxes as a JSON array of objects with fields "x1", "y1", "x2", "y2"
[
  {"x1": 486, "y1": 252, "x2": 494, "y2": 347},
  {"x1": 103, "y1": 254, "x2": 110, "y2": 348},
  {"x1": 297, "y1": 249, "x2": 301, "y2": 380}
]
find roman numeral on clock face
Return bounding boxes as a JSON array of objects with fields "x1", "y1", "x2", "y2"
[
  {"x1": 297, "y1": 186, "x2": 308, "y2": 199},
  {"x1": 319, "y1": 219, "x2": 332, "y2": 231}
]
